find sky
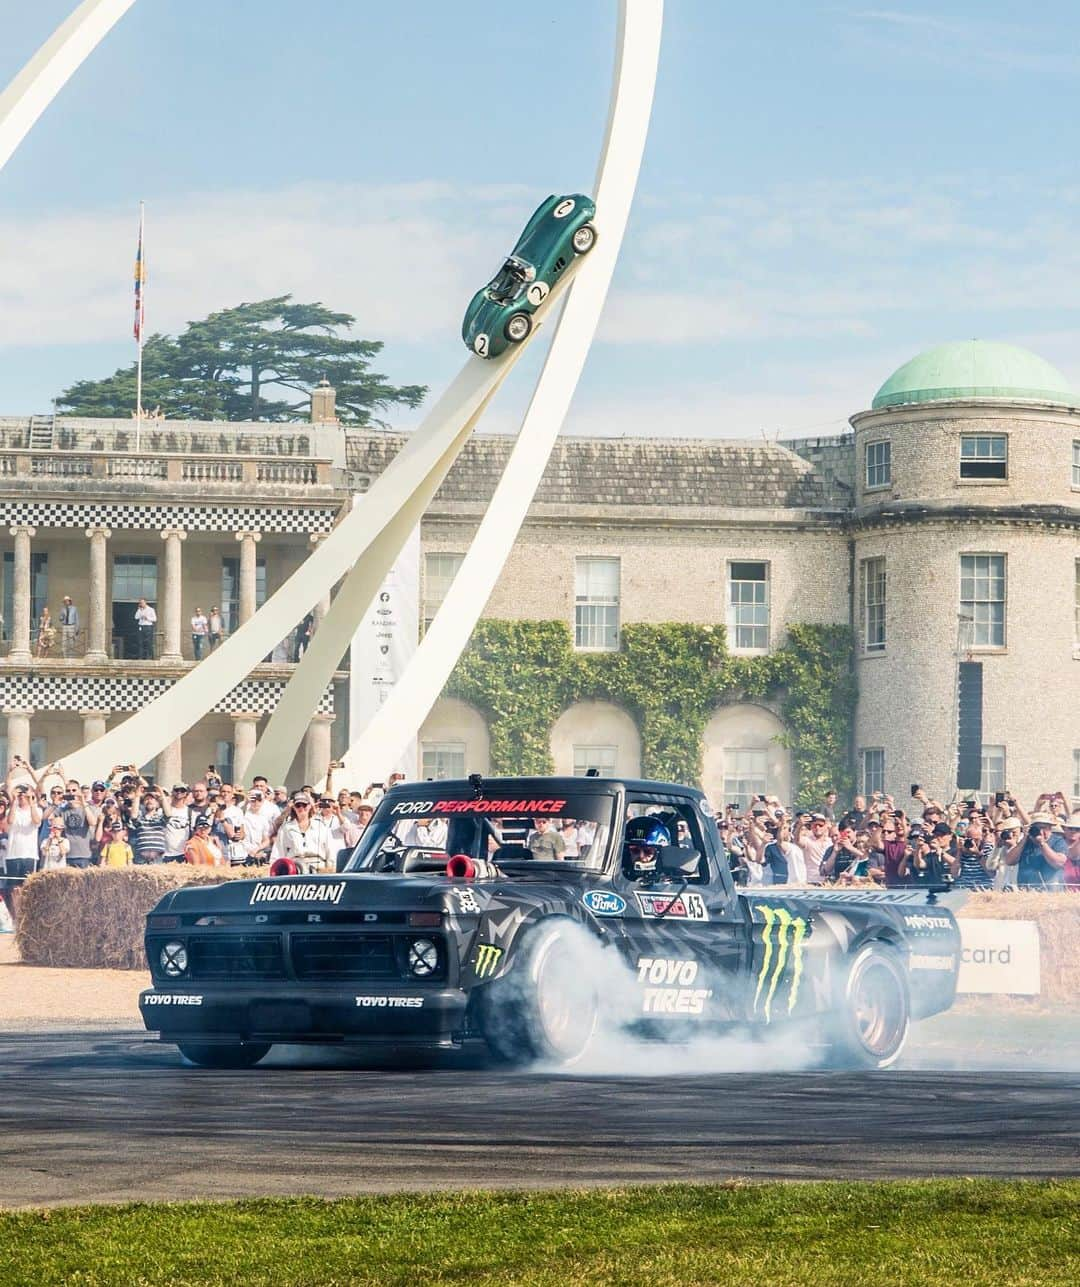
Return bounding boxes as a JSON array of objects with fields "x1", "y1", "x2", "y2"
[{"x1": 3, "y1": 0, "x2": 1080, "y2": 439}]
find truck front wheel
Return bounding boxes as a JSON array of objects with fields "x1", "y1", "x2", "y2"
[
  {"x1": 177, "y1": 1041, "x2": 272, "y2": 1068},
  {"x1": 827, "y1": 943, "x2": 909, "y2": 1069},
  {"x1": 480, "y1": 920, "x2": 598, "y2": 1067}
]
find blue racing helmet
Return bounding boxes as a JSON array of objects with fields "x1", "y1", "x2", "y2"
[{"x1": 625, "y1": 816, "x2": 671, "y2": 848}]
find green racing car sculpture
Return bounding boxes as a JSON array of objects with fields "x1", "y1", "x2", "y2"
[{"x1": 462, "y1": 193, "x2": 597, "y2": 359}]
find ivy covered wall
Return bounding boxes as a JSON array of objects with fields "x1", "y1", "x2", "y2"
[{"x1": 445, "y1": 620, "x2": 856, "y2": 807}]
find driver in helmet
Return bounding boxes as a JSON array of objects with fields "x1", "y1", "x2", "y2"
[{"x1": 623, "y1": 815, "x2": 671, "y2": 878}]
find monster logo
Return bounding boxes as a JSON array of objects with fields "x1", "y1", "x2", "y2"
[
  {"x1": 753, "y1": 904, "x2": 809, "y2": 1022},
  {"x1": 474, "y1": 944, "x2": 503, "y2": 978}
]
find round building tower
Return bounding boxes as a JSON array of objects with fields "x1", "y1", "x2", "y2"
[{"x1": 849, "y1": 341, "x2": 1080, "y2": 805}]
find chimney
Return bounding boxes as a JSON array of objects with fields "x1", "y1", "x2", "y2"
[{"x1": 310, "y1": 377, "x2": 337, "y2": 424}]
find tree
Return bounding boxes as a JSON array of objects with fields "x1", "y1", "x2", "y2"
[{"x1": 56, "y1": 296, "x2": 427, "y2": 425}]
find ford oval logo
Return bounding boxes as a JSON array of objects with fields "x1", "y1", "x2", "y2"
[{"x1": 582, "y1": 890, "x2": 626, "y2": 916}]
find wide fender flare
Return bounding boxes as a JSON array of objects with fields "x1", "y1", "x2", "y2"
[{"x1": 464, "y1": 902, "x2": 604, "y2": 987}]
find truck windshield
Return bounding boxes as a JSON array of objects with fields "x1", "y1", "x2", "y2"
[
  {"x1": 485, "y1": 258, "x2": 530, "y2": 304},
  {"x1": 347, "y1": 790, "x2": 617, "y2": 873}
]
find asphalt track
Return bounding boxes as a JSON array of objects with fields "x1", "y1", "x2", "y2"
[{"x1": 2, "y1": 1030, "x2": 1078, "y2": 1208}]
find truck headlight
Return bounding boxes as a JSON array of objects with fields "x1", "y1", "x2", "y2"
[
  {"x1": 408, "y1": 938, "x2": 438, "y2": 977},
  {"x1": 160, "y1": 941, "x2": 188, "y2": 977}
]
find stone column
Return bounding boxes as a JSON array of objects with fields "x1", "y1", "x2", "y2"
[
  {"x1": 155, "y1": 737, "x2": 183, "y2": 790},
  {"x1": 303, "y1": 712, "x2": 334, "y2": 787},
  {"x1": 231, "y1": 712, "x2": 259, "y2": 785},
  {"x1": 159, "y1": 528, "x2": 187, "y2": 663},
  {"x1": 309, "y1": 533, "x2": 331, "y2": 630},
  {"x1": 3, "y1": 708, "x2": 33, "y2": 765},
  {"x1": 235, "y1": 531, "x2": 262, "y2": 625},
  {"x1": 79, "y1": 709, "x2": 108, "y2": 745},
  {"x1": 84, "y1": 527, "x2": 112, "y2": 663},
  {"x1": 8, "y1": 527, "x2": 36, "y2": 665}
]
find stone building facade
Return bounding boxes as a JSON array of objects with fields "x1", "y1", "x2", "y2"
[{"x1": 1, "y1": 339, "x2": 1078, "y2": 804}]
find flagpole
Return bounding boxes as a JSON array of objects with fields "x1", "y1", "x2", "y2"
[{"x1": 135, "y1": 200, "x2": 145, "y2": 450}]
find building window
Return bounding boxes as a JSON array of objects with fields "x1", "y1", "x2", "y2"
[
  {"x1": 1073, "y1": 441, "x2": 1080, "y2": 488},
  {"x1": 727, "y1": 561, "x2": 769, "y2": 651},
  {"x1": 861, "y1": 557, "x2": 886, "y2": 653},
  {"x1": 0, "y1": 736, "x2": 47, "y2": 769},
  {"x1": 421, "y1": 741, "x2": 465, "y2": 780},
  {"x1": 214, "y1": 739, "x2": 235, "y2": 786},
  {"x1": 979, "y1": 746, "x2": 1006, "y2": 795},
  {"x1": 722, "y1": 748, "x2": 768, "y2": 811},
  {"x1": 574, "y1": 557, "x2": 620, "y2": 651},
  {"x1": 220, "y1": 558, "x2": 267, "y2": 636},
  {"x1": 960, "y1": 554, "x2": 1006, "y2": 648},
  {"x1": 573, "y1": 745, "x2": 617, "y2": 777},
  {"x1": 865, "y1": 440, "x2": 891, "y2": 489},
  {"x1": 1075, "y1": 559, "x2": 1080, "y2": 646},
  {"x1": 861, "y1": 748, "x2": 885, "y2": 797},
  {"x1": 112, "y1": 554, "x2": 157, "y2": 602},
  {"x1": 423, "y1": 553, "x2": 465, "y2": 630},
  {"x1": 2, "y1": 552, "x2": 47, "y2": 642},
  {"x1": 1073, "y1": 750, "x2": 1080, "y2": 805},
  {"x1": 960, "y1": 434, "x2": 1007, "y2": 480}
]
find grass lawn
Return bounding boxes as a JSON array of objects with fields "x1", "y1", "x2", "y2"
[{"x1": 2, "y1": 1181, "x2": 1076, "y2": 1286}]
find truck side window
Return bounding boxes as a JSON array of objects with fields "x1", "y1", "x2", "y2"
[{"x1": 625, "y1": 798, "x2": 710, "y2": 884}]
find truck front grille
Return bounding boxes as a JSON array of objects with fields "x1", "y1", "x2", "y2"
[
  {"x1": 187, "y1": 934, "x2": 286, "y2": 981},
  {"x1": 291, "y1": 933, "x2": 399, "y2": 981}
]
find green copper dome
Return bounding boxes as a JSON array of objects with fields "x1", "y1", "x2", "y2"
[{"x1": 872, "y1": 340, "x2": 1080, "y2": 410}]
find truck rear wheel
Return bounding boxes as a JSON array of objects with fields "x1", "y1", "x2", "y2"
[
  {"x1": 827, "y1": 943, "x2": 909, "y2": 1069},
  {"x1": 177, "y1": 1042, "x2": 271, "y2": 1068},
  {"x1": 481, "y1": 920, "x2": 598, "y2": 1066}
]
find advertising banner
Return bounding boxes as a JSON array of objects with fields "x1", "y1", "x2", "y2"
[
  {"x1": 956, "y1": 918, "x2": 1040, "y2": 995},
  {"x1": 348, "y1": 514, "x2": 420, "y2": 781}
]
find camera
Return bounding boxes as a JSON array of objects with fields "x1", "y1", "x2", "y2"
[
  {"x1": 63, "y1": 792, "x2": 75, "y2": 802},
  {"x1": 1028, "y1": 824, "x2": 1046, "y2": 841},
  {"x1": 995, "y1": 791, "x2": 1006, "y2": 805},
  {"x1": 910, "y1": 784, "x2": 920, "y2": 797}
]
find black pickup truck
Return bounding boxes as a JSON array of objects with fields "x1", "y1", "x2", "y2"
[{"x1": 140, "y1": 777, "x2": 960, "y2": 1069}]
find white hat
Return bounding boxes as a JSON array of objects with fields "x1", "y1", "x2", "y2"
[{"x1": 1064, "y1": 811, "x2": 1080, "y2": 830}]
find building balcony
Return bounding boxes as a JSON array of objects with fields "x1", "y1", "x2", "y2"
[{"x1": 0, "y1": 415, "x2": 350, "y2": 501}]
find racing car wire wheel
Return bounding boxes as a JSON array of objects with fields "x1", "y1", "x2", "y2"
[
  {"x1": 828, "y1": 943, "x2": 910, "y2": 1070},
  {"x1": 504, "y1": 312, "x2": 532, "y2": 343},
  {"x1": 572, "y1": 223, "x2": 597, "y2": 253},
  {"x1": 480, "y1": 919, "x2": 599, "y2": 1067},
  {"x1": 177, "y1": 1042, "x2": 272, "y2": 1069}
]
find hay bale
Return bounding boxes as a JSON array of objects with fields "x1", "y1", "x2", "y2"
[
  {"x1": 14, "y1": 866, "x2": 268, "y2": 970},
  {"x1": 957, "y1": 892, "x2": 1080, "y2": 1005}
]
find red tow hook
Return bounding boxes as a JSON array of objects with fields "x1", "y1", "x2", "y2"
[{"x1": 270, "y1": 857, "x2": 300, "y2": 877}]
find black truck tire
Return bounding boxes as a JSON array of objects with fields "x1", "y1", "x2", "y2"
[
  {"x1": 827, "y1": 942, "x2": 910, "y2": 1070},
  {"x1": 177, "y1": 1041, "x2": 272, "y2": 1068},
  {"x1": 480, "y1": 919, "x2": 598, "y2": 1066}
]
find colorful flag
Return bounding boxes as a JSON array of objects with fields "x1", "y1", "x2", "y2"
[{"x1": 133, "y1": 211, "x2": 146, "y2": 342}]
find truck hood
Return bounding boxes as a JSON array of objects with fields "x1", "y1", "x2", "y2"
[{"x1": 155, "y1": 871, "x2": 592, "y2": 918}]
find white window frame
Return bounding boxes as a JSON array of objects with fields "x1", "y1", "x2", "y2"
[
  {"x1": 861, "y1": 747, "x2": 885, "y2": 797},
  {"x1": 574, "y1": 556, "x2": 620, "y2": 652},
  {"x1": 722, "y1": 748, "x2": 768, "y2": 811},
  {"x1": 865, "y1": 440, "x2": 891, "y2": 489},
  {"x1": 572, "y1": 745, "x2": 617, "y2": 777},
  {"x1": 727, "y1": 561, "x2": 770, "y2": 653},
  {"x1": 1075, "y1": 558, "x2": 1080, "y2": 649},
  {"x1": 423, "y1": 552, "x2": 465, "y2": 630},
  {"x1": 1072, "y1": 441, "x2": 1080, "y2": 489},
  {"x1": 979, "y1": 745, "x2": 1006, "y2": 795},
  {"x1": 421, "y1": 740, "x2": 466, "y2": 781},
  {"x1": 960, "y1": 553, "x2": 1006, "y2": 649},
  {"x1": 862, "y1": 557, "x2": 886, "y2": 653},
  {"x1": 959, "y1": 434, "x2": 1008, "y2": 481},
  {"x1": 1073, "y1": 749, "x2": 1080, "y2": 806}
]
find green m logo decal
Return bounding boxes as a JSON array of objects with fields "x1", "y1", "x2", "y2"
[{"x1": 753, "y1": 905, "x2": 809, "y2": 1022}]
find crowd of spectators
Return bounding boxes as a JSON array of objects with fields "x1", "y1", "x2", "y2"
[
  {"x1": 1, "y1": 755, "x2": 1078, "y2": 929},
  {"x1": 0, "y1": 756, "x2": 391, "y2": 920},
  {"x1": 720, "y1": 786, "x2": 1080, "y2": 892}
]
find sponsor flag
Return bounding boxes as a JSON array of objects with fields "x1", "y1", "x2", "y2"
[{"x1": 133, "y1": 208, "x2": 146, "y2": 342}]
